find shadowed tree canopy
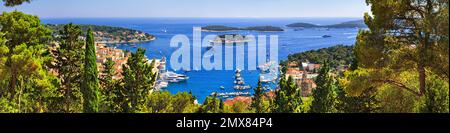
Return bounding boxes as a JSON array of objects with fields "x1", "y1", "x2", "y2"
[
  {"x1": 352, "y1": 0, "x2": 449, "y2": 97},
  {"x1": 2, "y1": 0, "x2": 30, "y2": 6}
]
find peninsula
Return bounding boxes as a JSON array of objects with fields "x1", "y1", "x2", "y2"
[{"x1": 47, "y1": 24, "x2": 156, "y2": 44}]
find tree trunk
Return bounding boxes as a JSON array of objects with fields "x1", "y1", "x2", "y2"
[{"x1": 418, "y1": 65, "x2": 426, "y2": 96}]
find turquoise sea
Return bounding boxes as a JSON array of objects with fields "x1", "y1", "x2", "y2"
[{"x1": 42, "y1": 18, "x2": 360, "y2": 103}]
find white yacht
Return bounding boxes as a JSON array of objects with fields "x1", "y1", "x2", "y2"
[{"x1": 162, "y1": 71, "x2": 189, "y2": 83}]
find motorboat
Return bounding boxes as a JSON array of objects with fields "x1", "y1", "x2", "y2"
[{"x1": 162, "y1": 71, "x2": 189, "y2": 83}]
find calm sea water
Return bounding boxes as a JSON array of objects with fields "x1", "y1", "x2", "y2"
[{"x1": 42, "y1": 18, "x2": 359, "y2": 103}]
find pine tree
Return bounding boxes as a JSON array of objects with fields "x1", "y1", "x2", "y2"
[
  {"x1": 310, "y1": 62, "x2": 336, "y2": 113},
  {"x1": 120, "y1": 48, "x2": 157, "y2": 113},
  {"x1": 1, "y1": 0, "x2": 30, "y2": 6},
  {"x1": 0, "y1": 11, "x2": 57, "y2": 113},
  {"x1": 81, "y1": 28, "x2": 100, "y2": 113},
  {"x1": 356, "y1": 0, "x2": 449, "y2": 97},
  {"x1": 99, "y1": 58, "x2": 117, "y2": 112},
  {"x1": 198, "y1": 95, "x2": 220, "y2": 113},
  {"x1": 52, "y1": 23, "x2": 84, "y2": 112},
  {"x1": 335, "y1": 82, "x2": 379, "y2": 113},
  {"x1": 252, "y1": 80, "x2": 265, "y2": 113},
  {"x1": 272, "y1": 75, "x2": 303, "y2": 113}
]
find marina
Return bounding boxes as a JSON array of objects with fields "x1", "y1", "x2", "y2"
[
  {"x1": 258, "y1": 61, "x2": 279, "y2": 83},
  {"x1": 210, "y1": 92, "x2": 252, "y2": 98},
  {"x1": 233, "y1": 69, "x2": 252, "y2": 90}
]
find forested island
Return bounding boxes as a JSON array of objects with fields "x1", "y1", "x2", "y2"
[
  {"x1": 202, "y1": 25, "x2": 284, "y2": 32},
  {"x1": 47, "y1": 24, "x2": 156, "y2": 44},
  {"x1": 209, "y1": 34, "x2": 252, "y2": 43},
  {"x1": 287, "y1": 20, "x2": 367, "y2": 28},
  {"x1": 287, "y1": 45, "x2": 354, "y2": 68}
]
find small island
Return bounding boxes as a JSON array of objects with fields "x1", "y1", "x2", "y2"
[
  {"x1": 47, "y1": 24, "x2": 156, "y2": 44},
  {"x1": 287, "y1": 20, "x2": 367, "y2": 29},
  {"x1": 209, "y1": 34, "x2": 252, "y2": 43},
  {"x1": 202, "y1": 25, "x2": 284, "y2": 32}
]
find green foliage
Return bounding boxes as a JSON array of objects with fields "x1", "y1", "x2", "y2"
[
  {"x1": 341, "y1": 0, "x2": 449, "y2": 114},
  {"x1": 119, "y1": 48, "x2": 157, "y2": 113},
  {"x1": 223, "y1": 100, "x2": 252, "y2": 113},
  {"x1": 272, "y1": 75, "x2": 303, "y2": 113},
  {"x1": 376, "y1": 78, "x2": 421, "y2": 113},
  {"x1": 309, "y1": 62, "x2": 336, "y2": 113},
  {"x1": 251, "y1": 80, "x2": 266, "y2": 113},
  {"x1": 99, "y1": 58, "x2": 118, "y2": 113},
  {"x1": 336, "y1": 84, "x2": 380, "y2": 113},
  {"x1": 147, "y1": 91, "x2": 172, "y2": 113},
  {"x1": 0, "y1": 11, "x2": 57, "y2": 113},
  {"x1": 421, "y1": 75, "x2": 449, "y2": 113},
  {"x1": 170, "y1": 92, "x2": 198, "y2": 113},
  {"x1": 287, "y1": 45, "x2": 353, "y2": 68},
  {"x1": 198, "y1": 95, "x2": 221, "y2": 113},
  {"x1": 358, "y1": 0, "x2": 449, "y2": 97},
  {"x1": 50, "y1": 23, "x2": 84, "y2": 113},
  {"x1": 81, "y1": 28, "x2": 100, "y2": 113},
  {"x1": 1, "y1": 0, "x2": 30, "y2": 6}
]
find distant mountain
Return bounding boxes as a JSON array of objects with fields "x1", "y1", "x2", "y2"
[
  {"x1": 286, "y1": 20, "x2": 367, "y2": 28},
  {"x1": 202, "y1": 25, "x2": 284, "y2": 32}
]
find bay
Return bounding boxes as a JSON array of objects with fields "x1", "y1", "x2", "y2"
[{"x1": 42, "y1": 18, "x2": 359, "y2": 103}]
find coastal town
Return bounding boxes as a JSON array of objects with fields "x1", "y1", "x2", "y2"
[
  {"x1": 95, "y1": 43, "x2": 189, "y2": 91},
  {"x1": 93, "y1": 37, "x2": 328, "y2": 108},
  {"x1": 93, "y1": 30, "x2": 156, "y2": 44}
]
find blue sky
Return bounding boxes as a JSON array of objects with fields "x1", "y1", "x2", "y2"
[{"x1": 0, "y1": 0, "x2": 370, "y2": 18}]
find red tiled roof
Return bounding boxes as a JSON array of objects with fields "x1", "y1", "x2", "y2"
[
  {"x1": 223, "y1": 96, "x2": 252, "y2": 106},
  {"x1": 286, "y1": 68, "x2": 304, "y2": 75}
]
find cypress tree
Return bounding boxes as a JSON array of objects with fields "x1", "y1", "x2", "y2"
[
  {"x1": 309, "y1": 62, "x2": 336, "y2": 113},
  {"x1": 81, "y1": 28, "x2": 100, "y2": 113}
]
